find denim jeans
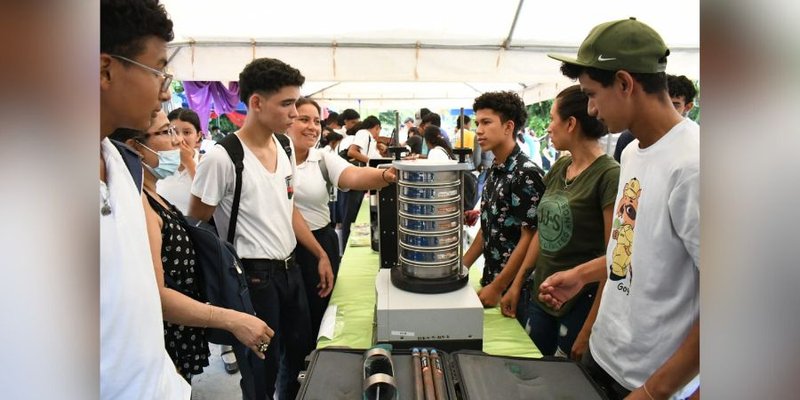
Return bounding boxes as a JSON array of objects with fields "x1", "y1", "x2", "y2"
[
  {"x1": 525, "y1": 286, "x2": 595, "y2": 356},
  {"x1": 241, "y1": 258, "x2": 313, "y2": 400}
]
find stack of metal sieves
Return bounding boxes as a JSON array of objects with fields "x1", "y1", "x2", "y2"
[{"x1": 391, "y1": 159, "x2": 470, "y2": 293}]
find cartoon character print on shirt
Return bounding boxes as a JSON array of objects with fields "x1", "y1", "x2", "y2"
[{"x1": 609, "y1": 178, "x2": 641, "y2": 284}]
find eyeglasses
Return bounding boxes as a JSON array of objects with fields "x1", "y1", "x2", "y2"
[
  {"x1": 144, "y1": 125, "x2": 178, "y2": 140},
  {"x1": 110, "y1": 54, "x2": 173, "y2": 93}
]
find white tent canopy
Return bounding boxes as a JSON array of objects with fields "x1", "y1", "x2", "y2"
[{"x1": 162, "y1": 0, "x2": 699, "y2": 108}]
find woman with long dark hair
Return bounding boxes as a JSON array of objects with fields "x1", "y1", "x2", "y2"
[
  {"x1": 423, "y1": 125, "x2": 454, "y2": 160},
  {"x1": 500, "y1": 85, "x2": 620, "y2": 360}
]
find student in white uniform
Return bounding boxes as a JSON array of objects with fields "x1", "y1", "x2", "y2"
[
  {"x1": 423, "y1": 125, "x2": 455, "y2": 161},
  {"x1": 340, "y1": 115, "x2": 383, "y2": 252},
  {"x1": 99, "y1": 0, "x2": 190, "y2": 398},
  {"x1": 288, "y1": 98, "x2": 396, "y2": 339},
  {"x1": 190, "y1": 58, "x2": 333, "y2": 400},
  {"x1": 542, "y1": 18, "x2": 700, "y2": 400}
]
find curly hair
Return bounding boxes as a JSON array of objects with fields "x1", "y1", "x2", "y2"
[
  {"x1": 238, "y1": 58, "x2": 305, "y2": 103},
  {"x1": 167, "y1": 107, "x2": 201, "y2": 132},
  {"x1": 472, "y1": 91, "x2": 528, "y2": 133},
  {"x1": 667, "y1": 74, "x2": 697, "y2": 104},
  {"x1": 560, "y1": 63, "x2": 667, "y2": 94},
  {"x1": 101, "y1": 0, "x2": 174, "y2": 58},
  {"x1": 555, "y1": 85, "x2": 608, "y2": 139}
]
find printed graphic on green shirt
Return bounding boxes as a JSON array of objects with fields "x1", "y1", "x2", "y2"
[{"x1": 538, "y1": 193, "x2": 573, "y2": 252}]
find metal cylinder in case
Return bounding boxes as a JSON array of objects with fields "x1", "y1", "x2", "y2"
[{"x1": 391, "y1": 159, "x2": 470, "y2": 293}]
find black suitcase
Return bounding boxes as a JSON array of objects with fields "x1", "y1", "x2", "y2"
[{"x1": 297, "y1": 347, "x2": 608, "y2": 400}]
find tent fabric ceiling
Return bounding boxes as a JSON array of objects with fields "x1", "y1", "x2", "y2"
[{"x1": 162, "y1": 0, "x2": 699, "y2": 108}]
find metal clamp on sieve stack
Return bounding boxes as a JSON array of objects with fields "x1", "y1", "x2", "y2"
[{"x1": 391, "y1": 159, "x2": 470, "y2": 294}]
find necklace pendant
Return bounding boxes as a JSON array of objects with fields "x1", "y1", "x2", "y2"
[{"x1": 101, "y1": 203, "x2": 112, "y2": 216}]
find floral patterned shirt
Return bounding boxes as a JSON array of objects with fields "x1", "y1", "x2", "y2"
[{"x1": 479, "y1": 144, "x2": 546, "y2": 286}]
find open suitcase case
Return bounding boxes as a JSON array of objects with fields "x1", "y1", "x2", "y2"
[{"x1": 297, "y1": 347, "x2": 608, "y2": 399}]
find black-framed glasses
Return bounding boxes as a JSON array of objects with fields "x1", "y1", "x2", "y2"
[{"x1": 110, "y1": 54, "x2": 173, "y2": 93}]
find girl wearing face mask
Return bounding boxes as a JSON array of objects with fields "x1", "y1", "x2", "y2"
[
  {"x1": 287, "y1": 98, "x2": 397, "y2": 339},
  {"x1": 110, "y1": 110, "x2": 274, "y2": 383}
]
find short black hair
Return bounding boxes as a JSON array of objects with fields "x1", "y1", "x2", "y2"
[
  {"x1": 340, "y1": 109, "x2": 361, "y2": 122},
  {"x1": 167, "y1": 107, "x2": 201, "y2": 132},
  {"x1": 421, "y1": 112, "x2": 441, "y2": 127},
  {"x1": 455, "y1": 115, "x2": 471, "y2": 129},
  {"x1": 472, "y1": 91, "x2": 528, "y2": 133},
  {"x1": 101, "y1": 0, "x2": 174, "y2": 59},
  {"x1": 667, "y1": 74, "x2": 697, "y2": 104},
  {"x1": 560, "y1": 63, "x2": 667, "y2": 94},
  {"x1": 238, "y1": 58, "x2": 305, "y2": 104},
  {"x1": 555, "y1": 85, "x2": 608, "y2": 139},
  {"x1": 325, "y1": 111, "x2": 340, "y2": 126}
]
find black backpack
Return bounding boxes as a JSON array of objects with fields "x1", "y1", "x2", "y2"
[{"x1": 184, "y1": 133, "x2": 292, "y2": 345}]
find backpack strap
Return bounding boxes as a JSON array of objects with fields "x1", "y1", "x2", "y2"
[
  {"x1": 217, "y1": 134, "x2": 245, "y2": 244},
  {"x1": 316, "y1": 151, "x2": 334, "y2": 198},
  {"x1": 275, "y1": 133, "x2": 297, "y2": 195},
  {"x1": 110, "y1": 139, "x2": 143, "y2": 193}
]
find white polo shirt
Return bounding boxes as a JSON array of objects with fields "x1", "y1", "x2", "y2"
[
  {"x1": 295, "y1": 148, "x2": 352, "y2": 230},
  {"x1": 352, "y1": 129, "x2": 381, "y2": 159},
  {"x1": 191, "y1": 133, "x2": 296, "y2": 259},
  {"x1": 100, "y1": 138, "x2": 190, "y2": 400}
]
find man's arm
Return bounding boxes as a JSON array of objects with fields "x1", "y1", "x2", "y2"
[
  {"x1": 188, "y1": 194, "x2": 216, "y2": 222},
  {"x1": 570, "y1": 204, "x2": 614, "y2": 360},
  {"x1": 478, "y1": 226, "x2": 534, "y2": 307},
  {"x1": 627, "y1": 319, "x2": 700, "y2": 400},
  {"x1": 292, "y1": 205, "x2": 333, "y2": 297},
  {"x1": 347, "y1": 144, "x2": 369, "y2": 164},
  {"x1": 538, "y1": 256, "x2": 607, "y2": 310},
  {"x1": 462, "y1": 229, "x2": 483, "y2": 268},
  {"x1": 500, "y1": 231, "x2": 540, "y2": 318}
]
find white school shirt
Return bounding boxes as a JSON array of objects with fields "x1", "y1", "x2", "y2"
[
  {"x1": 426, "y1": 146, "x2": 451, "y2": 161},
  {"x1": 100, "y1": 138, "x2": 191, "y2": 400},
  {"x1": 591, "y1": 118, "x2": 700, "y2": 398},
  {"x1": 294, "y1": 148, "x2": 352, "y2": 230},
  {"x1": 352, "y1": 129, "x2": 381, "y2": 159},
  {"x1": 157, "y1": 149, "x2": 199, "y2": 214},
  {"x1": 191, "y1": 133, "x2": 296, "y2": 259}
]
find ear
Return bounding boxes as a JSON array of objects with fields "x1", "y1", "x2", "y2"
[
  {"x1": 504, "y1": 119, "x2": 515, "y2": 135},
  {"x1": 249, "y1": 94, "x2": 261, "y2": 112},
  {"x1": 615, "y1": 70, "x2": 635, "y2": 95},
  {"x1": 685, "y1": 102, "x2": 694, "y2": 112},
  {"x1": 567, "y1": 116, "x2": 578, "y2": 133},
  {"x1": 100, "y1": 54, "x2": 114, "y2": 90}
]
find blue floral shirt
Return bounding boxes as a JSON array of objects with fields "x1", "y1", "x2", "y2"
[{"x1": 480, "y1": 144, "x2": 546, "y2": 286}]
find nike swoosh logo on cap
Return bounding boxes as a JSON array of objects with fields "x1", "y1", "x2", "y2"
[{"x1": 598, "y1": 55, "x2": 617, "y2": 61}]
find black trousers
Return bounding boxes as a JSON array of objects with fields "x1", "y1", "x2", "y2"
[
  {"x1": 581, "y1": 346, "x2": 632, "y2": 399},
  {"x1": 240, "y1": 258, "x2": 313, "y2": 400},
  {"x1": 295, "y1": 224, "x2": 341, "y2": 340},
  {"x1": 340, "y1": 190, "x2": 365, "y2": 254}
]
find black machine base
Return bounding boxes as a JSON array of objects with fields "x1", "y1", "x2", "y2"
[{"x1": 390, "y1": 267, "x2": 469, "y2": 294}]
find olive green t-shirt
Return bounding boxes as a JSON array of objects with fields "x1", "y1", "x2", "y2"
[{"x1": 531, "y1": 154, "x2": 620, "y2": 317}]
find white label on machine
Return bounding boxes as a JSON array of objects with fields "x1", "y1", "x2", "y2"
[{"x1": 391, "y1": 330, "x2": 415, "y2": 337}]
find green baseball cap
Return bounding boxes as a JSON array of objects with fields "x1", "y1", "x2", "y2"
[{"x1": 548, "y1": 17, "x2": 670, "y2": 73}]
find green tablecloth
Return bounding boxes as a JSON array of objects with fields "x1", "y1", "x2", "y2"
[{"x1": 317, "y1": 202, "x2": 541, "y2": 358}]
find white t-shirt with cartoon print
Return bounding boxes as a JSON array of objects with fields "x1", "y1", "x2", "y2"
[{"x1": 591, "y1": 118, "x2": 700, "y2": 398}]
